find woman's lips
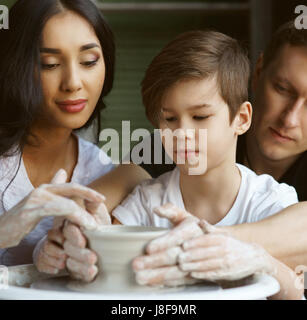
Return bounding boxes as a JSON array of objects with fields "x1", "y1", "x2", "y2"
[
  {"x1": 269, "y1": 127, "x2": 294, "y2": 142},
  {"x1": 56, "y1": 99, "x2": 87, "y2": 113}
]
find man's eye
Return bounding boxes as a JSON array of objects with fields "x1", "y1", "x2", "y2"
[
  {"x1": 274, "y1": 83, "x2": 287, "y2": 93},
  {"x1": 41, "y1": 64, "x2": 59, "y2": 70}
]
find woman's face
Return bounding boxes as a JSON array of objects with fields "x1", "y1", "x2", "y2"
[{"x1": 39, "y1": 10, "x2": 106, "y2": 129}]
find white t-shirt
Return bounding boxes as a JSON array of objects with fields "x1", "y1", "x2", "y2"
[
  {"x1": 112, "y1": 164, "x2": 298, "y2": 227},
  {"x1": 0, "y1": 135, "x2": 114, "y2": 266}
]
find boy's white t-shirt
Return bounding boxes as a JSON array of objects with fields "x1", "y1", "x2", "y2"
[{"x1": 112, "y1": 164, "x2": 298, "y2": 227}]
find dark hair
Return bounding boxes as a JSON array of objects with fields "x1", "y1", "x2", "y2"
[
  {"x1": 262, "y1": 20, "x2": 307, "y2": 69},
  {"x1": 0, "y1": 0, "x2": 115, "y2": 158},
  {"x1": 141, "y1": 30, "x2": 250, "y2": 127}
]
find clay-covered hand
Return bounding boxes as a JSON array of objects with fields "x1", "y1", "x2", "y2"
[
  {"x1": 179, "y1": 220, "x2": 274, "y2": 282},
  {"x1": 132, "y1": 203, "x2": 204, "y2": 287},
  {"x1": 33, "y1": 170, "x2": 111, "y2": 276},
  {"x1": 62, "y1": 221, "x2": 100, "y2": 282},
  {"x1": 61, "y1": 193, "x2": 111, "y2": 282},
  {"x1": 0, "y1": 168, "x2": 106, "y2": 250}
]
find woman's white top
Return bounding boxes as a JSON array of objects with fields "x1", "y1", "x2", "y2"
[
  {"x1": 112, "y1": 164, "x2": 298, "y2": 227},
  {"x1": 0, "y1": 136, "x2": 114, "y2": 266}
]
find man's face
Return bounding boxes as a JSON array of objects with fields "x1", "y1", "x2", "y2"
[{"x1": 251, "y1": 45, "x2": 307, "y2": 163}]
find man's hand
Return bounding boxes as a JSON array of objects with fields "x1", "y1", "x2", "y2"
[{"x1": 179, "y1": 220, "x2": 274, "y2": 282}]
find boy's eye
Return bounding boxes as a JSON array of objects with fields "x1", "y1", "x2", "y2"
[
  {"x1": 165, "y1": 117, "x2": 177, "y2": 122},
  {"x1": 193, "y1": 115, "x2": 209, "y2": 120}
]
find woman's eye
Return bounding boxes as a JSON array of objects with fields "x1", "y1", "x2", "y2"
[
  {"x1": 193, "y1": 115, "x2": 209, "y2": 120},
  {"x1": 41, "y1": 64, "x2": 59, "y2": 70},
  {"x1": 81, "y1": 59, "x2": 99, "y2": 67}
]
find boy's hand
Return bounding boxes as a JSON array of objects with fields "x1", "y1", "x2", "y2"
[
  {"x1": 132, "y1": 204, "x2": 204, "y2": 286},
  {"x1": 63, "y1": 221, "x2": 99, "y2": 282},
  {"x1": 63, "y1": 200, "x2": 111, "y2": 282}
]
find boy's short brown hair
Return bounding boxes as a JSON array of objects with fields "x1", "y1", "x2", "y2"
[
  {"x1": 141, "y1": 30, "x2": 250, "y2": 127},
  {"x1": 262, "y1": 20, "x2": 307, "y2": 70}
]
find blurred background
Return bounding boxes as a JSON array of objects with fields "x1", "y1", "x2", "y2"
[{"x1": 1, "y1": 0, "x2": 304, "y2": 158}]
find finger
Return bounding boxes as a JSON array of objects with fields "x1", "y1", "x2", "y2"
[
  {"x1": 47, "y1": 229, "x2": 65, "y2": 246},
  {"x1": 178, "y1": 247, "x2": 222, "y2": 263},
  {"x1": 164, "y1": 277, "x2": 203, "y2": 287},
  {"x1": 43, "y1": 183, "x2": 106, "y2": 203},
  {"x1": 52, "y1": 217, "x2": 65, "y2": 230},
  {"x1": 36, "y1": 261, "x2": 59, "y2": 275},
  {"x1": 66, "y1": 258, "x2": 98, "y2": 283},
  {"x1": 153, "y1": 203, "x2": 194, "y2": 225},
  {"x1": 63, "y1": 240, "x2": 97, "y2": 265},
  {"x1": 132, "y1": 246, "x2": 183, "y2": 271},
  {"x1": 50, "y1": 169, "x2": 68, "y2": 184},
  {"x1": 40, "y1": 191, "x2": 99, "y2": 230},
  {"x1": 40, "y1": 251, "x2": 66, "y2": 270},
  {"x1": 85, "y1": 200, "x2": 111, "y2": 225},
  {"x1": 182, "y1": 234, "x2": 226, "y2": 251},
  {"x1": 63, "y1": 223, "x2": 87, "y2": 248},
  {"x1": 146, "y1": 218, "x2": 203, "y2": 254},
  {"x1": 43, "y1": 239, "x2": 66, "y2": 259},
  {"x1": 191, "y1": 270, "x2": 226, "y2": 282},
  {"x1": 180, "y1": 258, "x2": 224, "y2": 272},
  {"x1": 199, "y1": 220, "x2": 229, "y2": 235},
  {"x1": 135, "y1": 266, "x2": 188, "y2": 286}
]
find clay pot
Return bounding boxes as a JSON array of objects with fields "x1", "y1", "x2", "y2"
[{"x1": 68, "y1": 225, "x2": 167, "y2": 293}]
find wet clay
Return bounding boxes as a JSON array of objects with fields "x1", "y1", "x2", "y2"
[{"x1": 68, "y1": 225, "x2": 168, "y2": 293}]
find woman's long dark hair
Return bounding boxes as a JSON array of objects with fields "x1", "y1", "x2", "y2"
[{"x1": 0, "y1": 0, "x2": 115, "y2": 158}]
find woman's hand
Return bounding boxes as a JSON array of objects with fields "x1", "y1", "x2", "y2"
[
  {"x1": 0, "y1": 169, "x2": 107, "y2": 249},
  {"x1": 33, "y1": 169, "x2": 111, "y2": 277}
]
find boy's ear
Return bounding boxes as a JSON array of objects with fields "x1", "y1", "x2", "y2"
[
  {"x1": 252, "y1": 53, "x2": 264, "y2": 92},
  {"x1": 233, "y1": 101, "x2": 252, "y2": 136}
]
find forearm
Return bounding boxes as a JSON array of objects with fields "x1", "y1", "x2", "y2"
[
  {"x1": 223, "y1": 202, "x2": 307, "y2": 269},
  {"x1": 0, "y1": 200, "x2": 37, "y2": 248},
  {"x1": 267, "y1": 255, "x2": 303, "y2": 300},
  {"x1": 88, "y1": 164, "x2": 151, "y2": 212}
]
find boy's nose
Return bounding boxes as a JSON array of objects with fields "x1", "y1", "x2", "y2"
[
  {"x1": 60, "y1": 64, "x2": 82, "y2": 93},
  {"x1": 280, "y1": 98, "x2": 304, "y2": 129},
  {"x1": 176, "y1": 127, "x2": 195, "y2": 141}
]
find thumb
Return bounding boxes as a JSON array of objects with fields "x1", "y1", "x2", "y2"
[
  {"x1": 199, "y1": 219, "x2": 229, "y2": 235},
  {"x1": 85, "y1": 200, "x2": 111, "y2": 225},
  {"x1": 153, "y1": 203, "x2": 193, "y2": 226},
  {"x1": 51, "y1": 169, "x2": 68, "y2": 184}
]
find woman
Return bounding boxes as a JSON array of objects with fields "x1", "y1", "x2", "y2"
[{"x1": 0, "y1": 0, "x2": 118, "y2": 266}]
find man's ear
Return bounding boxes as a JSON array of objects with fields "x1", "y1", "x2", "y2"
[
  {"x1": 234, "y1": 101, "x2": 252, "y2": 136},
  {"x1": 252, "y1": 53, "x2": 264, "y2": 92}
]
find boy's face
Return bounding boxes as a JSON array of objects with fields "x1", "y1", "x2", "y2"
[
  {"x1": 159, "y1": 77, "x2": 239, "y2": 175},
  {"x1": 251, "y1": 45, "x2": 307, "y2": 163}
]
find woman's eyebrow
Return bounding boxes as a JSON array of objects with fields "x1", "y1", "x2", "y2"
[{"x1": 40, "y1": 43, "x2": 100, "y2": 54}]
